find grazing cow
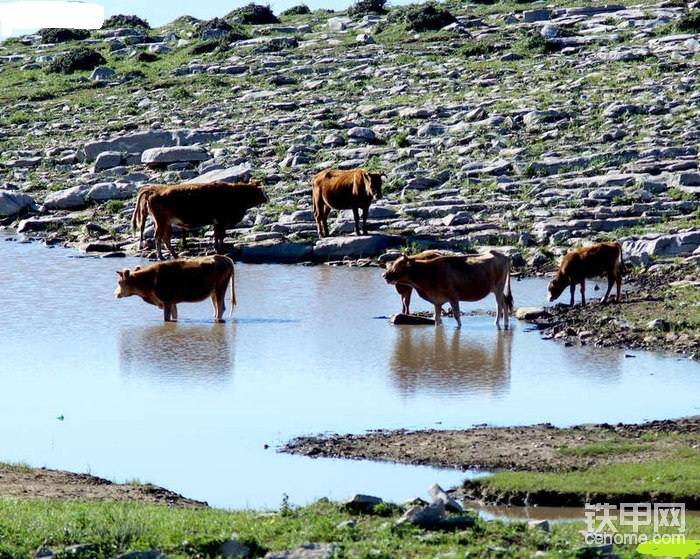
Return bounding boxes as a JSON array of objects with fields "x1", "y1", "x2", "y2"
[
  {"x1": 312, "y1": 168, "x2": 382, "y2": 237},
  {"x1": 146, "y1": 181, "x2": 267, "y2": 259},
  {"x1": 383, "y1": 250, "x2": 514, "y2": 329},
  {"x1": 114, "y1": 255, "x2": 235, "y2": 322},
  {"x1": 548, "y1": 241, "x2": 624, "y2": 306},
  {"x1": 391, "y1": 250, "x2": 446, "y2": 314}
]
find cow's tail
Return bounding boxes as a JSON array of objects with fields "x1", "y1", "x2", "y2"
[
  {"x1": 504, "y1": 256, "x2": 514, "y2": 315},
  {"x1": 130, "y1": 188, "x2": 147, "y2": 233},
  {"x1": 229, "y1": 259, "x2": 237, "y2": 318},
  {"x1": 616, "y1": 241, "x2": 624, "y2": 275}
]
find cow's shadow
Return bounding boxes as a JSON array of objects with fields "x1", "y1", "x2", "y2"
[
  {"x1": 389, "y1": 327, "x2": 513, "y2": 396},
  {"x1": 118, "y1": 323, "x2": 235, "y2": 385}
]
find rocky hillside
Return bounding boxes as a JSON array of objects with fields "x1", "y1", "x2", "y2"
[{"x1": 2, "y1": 0, "x2": 700, "y2": 265}]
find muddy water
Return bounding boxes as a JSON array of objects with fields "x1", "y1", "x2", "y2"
[{"x1": 2, "y1": 235, "x2": 699, "y2": 509}]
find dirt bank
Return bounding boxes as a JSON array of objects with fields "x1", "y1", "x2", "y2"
[
  {"x1": 528, "y1": 261, "x2": 700, "y2": 357},
  {"x1": 282, "y1": 416, "x2": 700, "y2": 472},
  {"x1": 0, "y1": 464, "x2": 205, "y2": 507}
]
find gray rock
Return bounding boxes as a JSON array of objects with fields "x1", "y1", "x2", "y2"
[
  {"x1": 0, "y1": 190, "x2": 35, "y2": 217},
  {"x1": 43, "y1": 186, "x2": 88, "y2": 210},
  {"x1": 528, "y1": 519, "x2": 550, "y2": 532},
  {"x1": 220, "y1": 538, "x2": 251, "y2": 559},
  {"x1": 17, "y1": 216, "x2": 77, "y2": 233},
  {"x1": 396, "y1": 502, "x2": 446, "y2": 529},
  {"x1": 94, "y1": 151, "x2": 123, "y2": 171},
  {"x1": 347, "y1": 127, "x2": 378, "y2": 143},
  {"x1": 142, "y1": 146, "x2": 210, "y2": 165},
  {"x1": 34, "y1": 546, "x2": 54, "y2": 559},
  {"x1": 624, "y1": 232, "x2": 700, "y2": 263},
  {"x1": 189, "y1": 163, "x2": 252, "y2": 184},
  {"x1": 428, "y1": 484, "x2": 463, "y2": 513},
  {"x1": 313, "y1": 235, "x2": 402, "y2": 260},
  {"x1": 87, "y1": 182, "x2": 139, "y2": 202},
  {"x1": 647, "y1": 318, "x2": 671, "y2": 332},
  {"x1": 328, "y1": 17, "x2": 351, "y2": 31},
  {"x1": 343, "y1": 494, "x2": 382, "y2": 513},
  {"x1": 239, "y1": 241, "x2": 313, "y2": 263},
  {"x1": 515, "y1": 307, "x2": 548, "y2": 320},
  {"x1": 523, "y1": 9, "x2": 551, "y2": 22},
  {"x1": 264, "y1": 543, "x2": 337, "y2": 559},
  {"x1": 356, "y1": 33, "x2": 374, "y2": 45},
  {"x1": 114, "y1": 551, "x2": 167, "y2": 559},
  {"x1": 90, "y1": 66, "x2": 116, "y2": 81}
]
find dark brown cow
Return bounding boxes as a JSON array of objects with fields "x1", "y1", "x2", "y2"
[
  {"x1": 548, "y1": 241, "x2": 623, "y2": 306},
  {"x1": 146, "y1": 181, "x2": 267, "y2": 259},
  {"x1": 391, "y1": 250, "x2": 446, "y2": 314},
  {"x1": 114, "y1": 255, "x2": 235, "y2": 322},
  {"x1": 312, "y1": 168, "x2": 382, "y2": 237},
  {"x1": 383, "y1": 250, "x2": 513, "y2": 329}
]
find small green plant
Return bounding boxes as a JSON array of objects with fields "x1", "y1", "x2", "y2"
[
  {"x1": 403, "y1": 3, "x2": 456, "y2": 32},
  {"x1": 458, "y1": 41, "x2": 498, "y2": 57},
  {"x1": 676, "y1": 11, "x2": 700, "y2": 32},
  {"x1": 348, "y1": 0, "x2": 387, "y2": 17},
  {"x1": 281, "y1": 5, "x2": 310, "y2": 16},
  {"x1": 38, "y1": 28, "x2": 90, "y2": 44},
  {"x1": 46, "y1": 48, "x2": 106, "y2": 74},
  {"x1": 226, "y1": 3, "x2": 279, "y2": 25},
  {"x1": 391, "y1": 132, "x2": 409, "y2": 148},
  {"x1": 104, "y1": 200, "x2": 125, "y2": 214},
  {"x1": 102, "y1": 14, "x2": 150, "y2": 29}
]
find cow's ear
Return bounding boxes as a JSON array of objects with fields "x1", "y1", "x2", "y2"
[
  {"x1": 134, "y1": 266, "x2": 141, "y2": 271},
  {"x1": 123, "y1": 269, "x2": 131, "y2": 279},
  {"x1": 116, "y1": 270, "x2": 123, "y2": 278}
]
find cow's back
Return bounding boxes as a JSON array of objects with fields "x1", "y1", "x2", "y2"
[
  {"x1": 315, "y1": 169, "x2": 369, "y2": 209},
  {"x1": 153, "y1": 256, "x2": 232, "y2": 303}
]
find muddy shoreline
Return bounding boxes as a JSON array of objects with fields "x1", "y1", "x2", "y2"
[{"x1": 0, "y1": 464, "x2": 205, "y2": 507}]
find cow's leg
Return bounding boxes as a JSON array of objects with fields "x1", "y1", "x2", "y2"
[
  {"x1": 615, "y1": 272, "x2": 622, "y2": 303},
  {"x1": 164, "y1": 304, "x2": 177, "y2": 322},
  {"x1": 602, "y1": 274, "x2": 615, "y2": 304},
  {"x1": 580, "y1": 281, "x2": 586, "y2": 306},
  {"x1": 170, "y1": 304, "x2": 178, "y2": 321},
  {"x1": 495, "y1": 293, "x2": 502, "y2": 329},
  {"x1": 403, "y1": 290, "x2": 412, "y2": 315},
  {"x1": 433, "y1": 304, "x2": 442, "y2": 326},
  {"x1": 450, "y1": 300, "x2": 462, "y2": 329},
  {"x1": 160, "y1": 224, "x2": 178, "y2": 260},
  {"x1": 211, "y1": 293, "x2": 225, "y2": 323},
  {"x1": 321, "y1": 205, "x2": 331, "y2": 237},
  {"x1": 214, "y1": 224, "x2": 226, "y2": 254},
  {"x1": 569, "y1": 284, "x2": 576, "y2": 306},
  {"x1": 362, "y1": 206, "x2": 369, "y2": 235},
  {"x1": 352, "y1": 207, "x2": 361, "y2": 236}
]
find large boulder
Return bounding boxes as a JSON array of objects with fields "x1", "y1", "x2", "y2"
[
  {"x1": 94, "y1": 151, "x2": 123, "y2": 171},
  {"x1": 87, "y1": 182, "x2": 139, "y2": 202},
  {"x1": 83, "y1": 129, "x2": 227, "y2": 161},
  {"x1": 141, "y1": 146, "x2": 210, "y2": 165},
  {"x1": 188, "y1": 163, "x2": 252, "y2": 184},
  {"x1": 623, "y1": 232, "x2": 700, "y2": 264},
  {"x1": 264, "y1": 544, "x2": 336, "y2": 559},
  {"x1": 43, "y1": 186, "x2": 88, "y2": 210},
  {"x1": 238, "y1": 241, "x2": 313, "y2": 263},
  {"x1": 312, "y1": 234, "x2": 402, "y2": 260},
  {"x1": 0, "y1": 190, "x2": 35, "y2": 217}
]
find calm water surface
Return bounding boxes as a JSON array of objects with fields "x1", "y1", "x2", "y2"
[{"x1": 2, "y1": 235, "x2": 699, "y2": 509}]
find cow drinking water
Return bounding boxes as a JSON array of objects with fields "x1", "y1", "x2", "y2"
[
  {"x1": 548, "y1": 241, "x2": 623, "y2": 306},
  {"x1": 114, "y1": 255, "x2": 235, "y2": 322}
]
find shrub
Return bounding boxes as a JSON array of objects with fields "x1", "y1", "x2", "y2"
[
  {"x1": 458, "y1": 41, "x2": 498, "y2": 57},
  {"x1": 38, "y1": 28, "x2": 90, "y2": 44},
  {"x1": 281, "y1": 5, "x2": 311, "y2": 16},
  {"x1": 676, "y1": 11, "x2": 700, "y2": 32},
  {"x1": 46, "y1": 48, "x2": 106, "y2": 74},
  {"x1": 348, "y1": 0, "x2": 387, "y2": 17},
  {"x1": 226, "y1": 4, "x2": 279, "y2": 25},
  {"x1": 404, "y1": 3, "x2": 456, "y2": 32},
  {"x1": 189, "y1": 40, "x2": 223, "y2": 55},
  {"x1": 199, "y1": 17, "x2": 232, "y2": 36},
  {"x1": 516, "y1": 30, "x2": 560, "y2": 54},
  {"x1": 134, "y1": 51, "x2": 159, "y2": 63},
  {"x1": 102, "y1": 14, "x2": 150, "y2": 29}
]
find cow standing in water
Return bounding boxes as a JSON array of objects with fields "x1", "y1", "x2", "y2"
[
  {"x1": 114, "y1": 255, "x2": 235, "y2": 322},
  {"x1": 383, "y1": 250, "x2": 514, "y2": 329},
  {"x1": 548, "y1": 242, "x2": 624, "y2": 306},
  {"x1": 131, "y1": 184, "x2": 173, "y2": 250},
  {"x1": 391, "y1": 250, "x2": 446, "y2": 314},
  {"x1": 145, "y1": 181, "x2": 267, "y2": 259},
  {"x1": 312, "y1": 168, "x2": 382, "y2": 237}
]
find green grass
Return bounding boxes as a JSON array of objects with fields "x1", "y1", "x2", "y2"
[
  {"x1": 0, "y1": 498, "x2": 676, "y2": 559},
  {"x1": 475, "y1": 453, "x2": 700, "y2": 503},
  {"x1": 557, "y1": 441, "x2": 654, "y2": 457}
]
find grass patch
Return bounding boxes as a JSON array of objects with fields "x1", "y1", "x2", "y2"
[
  {"x1": 475, "y1": 453, "x2": 700, "y2": 503},
  {"x1": 557, "y1": 441, "x2": 654, "y2": 457}
]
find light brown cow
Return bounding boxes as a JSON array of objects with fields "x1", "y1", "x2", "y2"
[
  {"x1": 391, "y1": 250, "x2": 446, "y2": 314},
  {"x1": 312, "y1": 168, "x2": 382, "y2": 237},
  {"x1": 146, "y1": 181, "x2": 268, "y2": 259},
  {"x1": 114, "y1": 255, "x2": 235, "y2": 322},
  {"x1": 131, "y1": 184, "x2": 172, "y2": 250},
  {"x1": 383, "y1": 250, "x2": 514, "y2": 329},
  {"x1": 548, "y1": 241, "x2": 623, "y2": 306}
]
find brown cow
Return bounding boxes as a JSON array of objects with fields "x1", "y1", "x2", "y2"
[
  {"x1": 548, "y1": 241, "x2": 623, "y2": 306},
  {"x1": 114, "y1": 255, "x2": 235, "y2": 322},
  {"x1": 312, "y1": 168, "x2": 382, "y2": 237},
  {"x1": 146, "y1": 181, "x2": 268, "y2": 259},
  {"x1": 383, "y1": 250, "x2": 514, "y2": 329},
  {"x1": 391, "y1": 250, "x2": 446, "y2": 314},
  {"x1": 131, "y1": 184, "x2": 173, "y2": 250}
]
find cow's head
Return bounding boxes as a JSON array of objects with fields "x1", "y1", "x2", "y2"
[
  {"x1": 382, "y1": 254, "x2": 411, "y2": 284},
  {"x1": 364, "y1": 171, "x2": 383, "y2": 201},
  {"x1": 547, "y1": 271, "x2": 569, "y2": 302},
  {"x1": 114, "y1": 268, "x2": 136, "y2": 299},
  {"x1": 243, "y1": 181, "x2": 269, "y2": 208}
]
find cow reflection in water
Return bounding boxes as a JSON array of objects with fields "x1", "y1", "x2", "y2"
[
  {"x1": 390, "y1": 328, "x2": 512, "y2": 396},
  {"x1": 118, "y1": 324, "x2": 234, "y2": 384}
]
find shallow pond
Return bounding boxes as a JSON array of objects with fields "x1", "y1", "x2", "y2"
[{"x1": 1, "y1": 234, "x2": 699, "y2": 509}]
